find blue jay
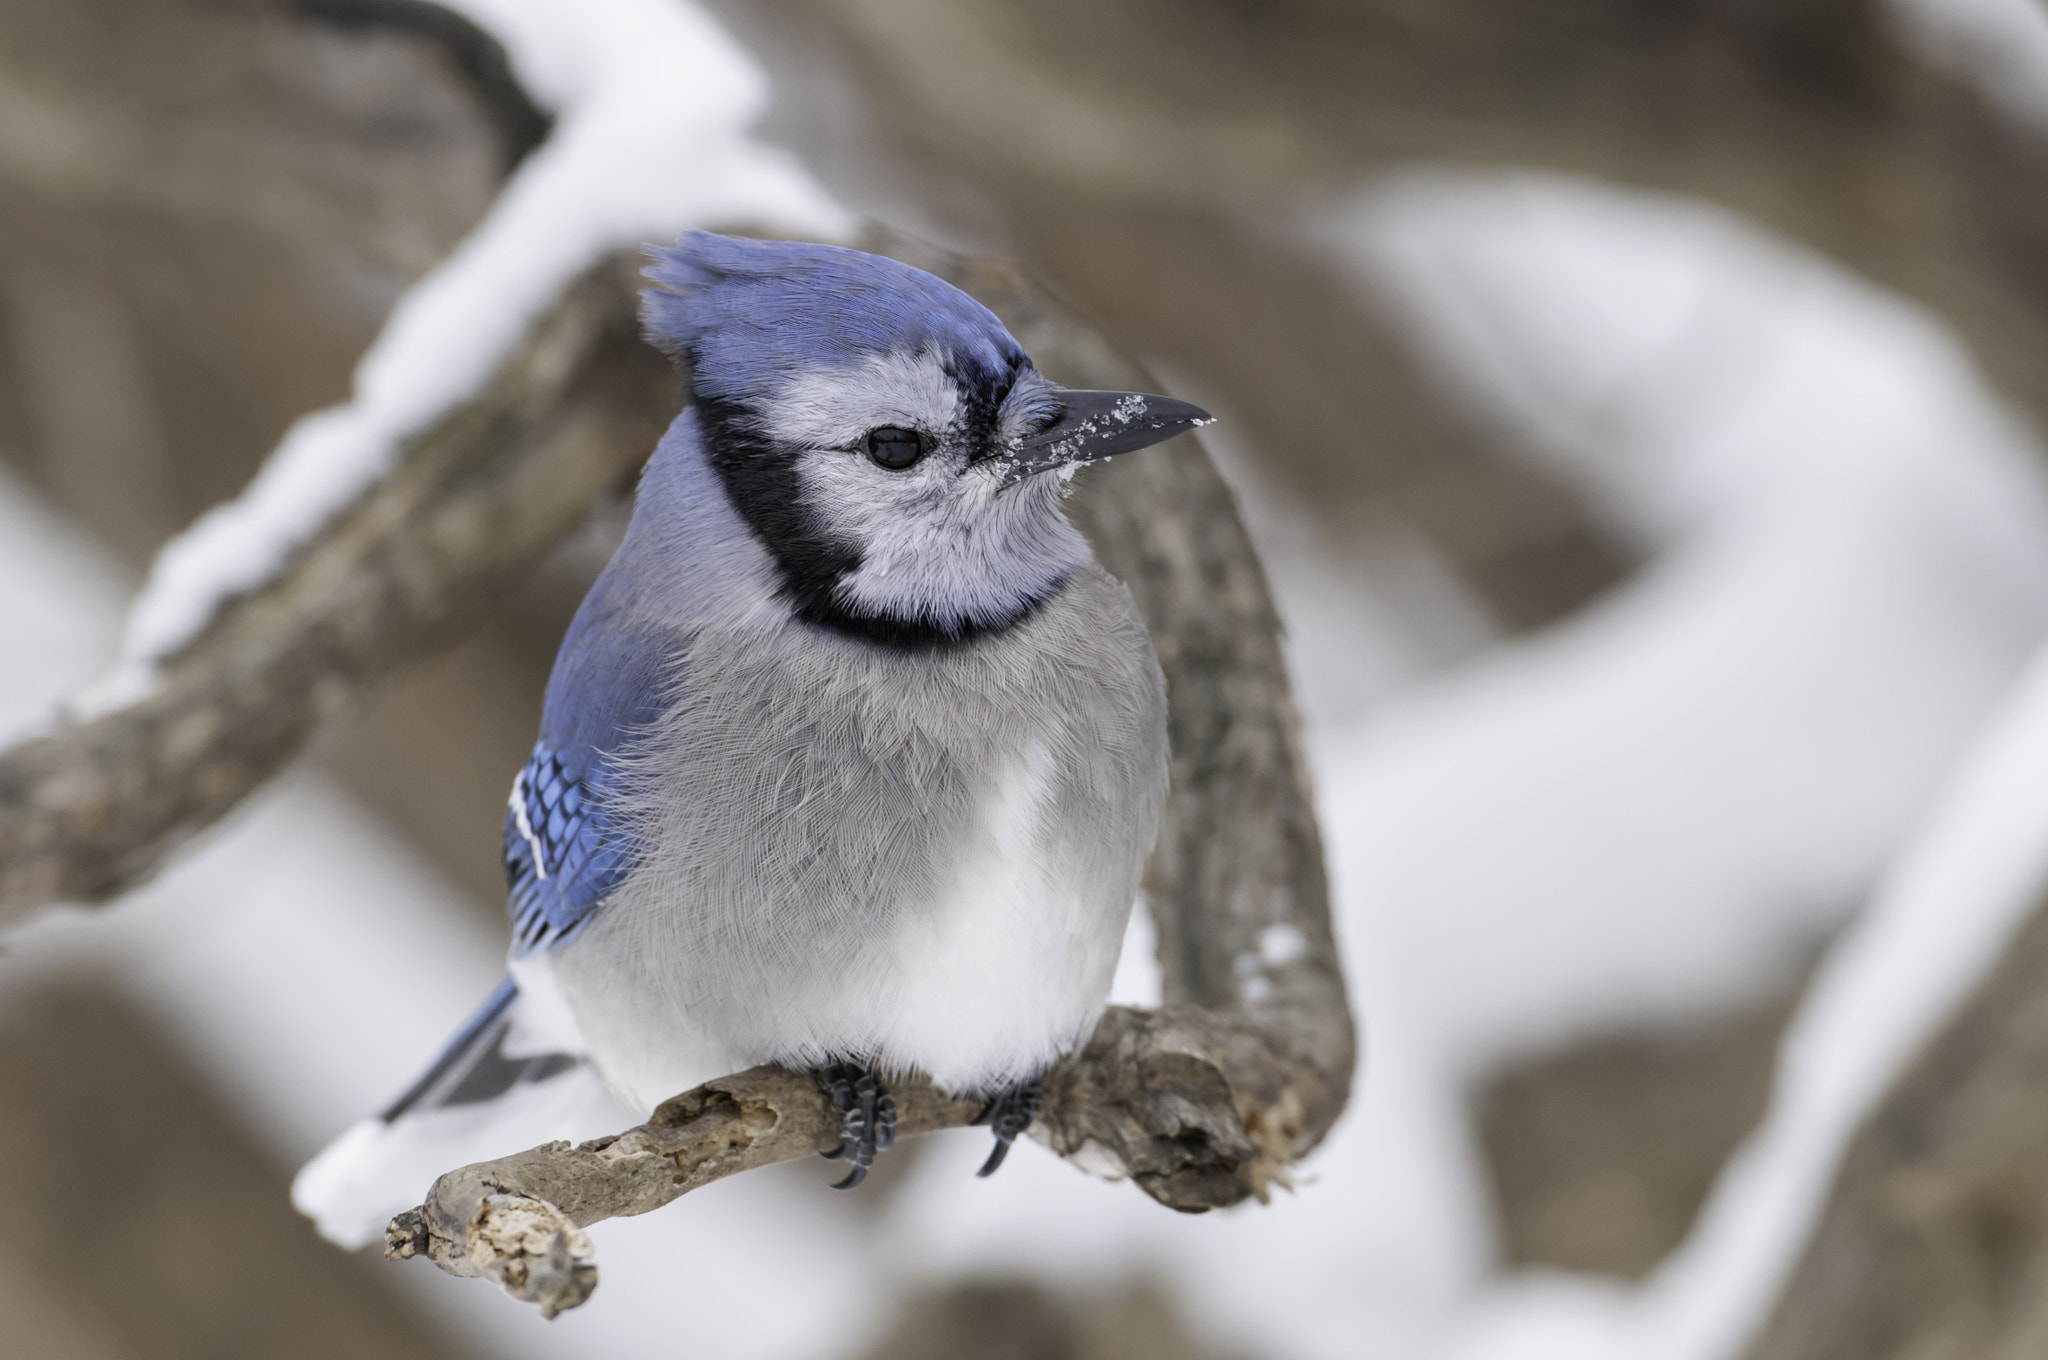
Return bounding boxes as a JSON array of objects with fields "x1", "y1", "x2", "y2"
[{"x1": 295, "y1": 233, "x2": 1206, "y2": 1242}]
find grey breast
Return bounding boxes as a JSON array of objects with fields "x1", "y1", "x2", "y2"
[{"x1": 565, "y1": 563, "x2": 1169, "y2": 1077}]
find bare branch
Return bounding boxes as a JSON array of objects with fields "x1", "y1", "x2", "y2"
[
  {"x1": 386, "y1": 1068, "x2": 985, "y2": 1317},
  {"x1": 394, "y1": 1000, "x2": 1345, "y2": 1312}
]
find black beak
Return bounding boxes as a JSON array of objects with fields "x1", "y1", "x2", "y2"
[{"x1": 989, "y1": 389, "x2": 1213, "y2": 486}]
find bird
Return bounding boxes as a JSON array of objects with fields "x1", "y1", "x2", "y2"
[{"x1": 294, "y1": 231, "x2": 1207, "y2": 1245}]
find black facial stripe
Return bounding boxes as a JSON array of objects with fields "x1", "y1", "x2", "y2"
[
  {"x1": 946, "y1": 351, "x2": 1028, "y2": 461},
  {"x1": 696, "y1": 389, "x2": 1055, "y2": 651},
  {"x1": 696, "y1": 392, "x2": 856, "y2": 628}
]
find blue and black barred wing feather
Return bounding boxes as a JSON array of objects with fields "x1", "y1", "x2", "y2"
[{"x1": 504, "y1": 744, "x2": 635, "y2": 954}]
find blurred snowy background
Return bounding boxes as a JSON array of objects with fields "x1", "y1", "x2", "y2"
[{"x1": 8, "y1": 0, "x2": 2048, "y2": 1357}]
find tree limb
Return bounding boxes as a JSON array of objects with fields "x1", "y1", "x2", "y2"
[
  {"x1": 385, "y1": 1068, "x2": 985, "y2": 1317},
  {"x1": 388, "y1": 1003, "x2": 1336, "y2": 1317}
]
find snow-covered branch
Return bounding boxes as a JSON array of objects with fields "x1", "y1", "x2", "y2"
[{"x1": 0, "y1": 253, "x2": 674, "y2": 918}]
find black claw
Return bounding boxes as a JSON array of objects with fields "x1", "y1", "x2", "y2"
[
  {"x1": 975, "y1": 1137, "x2": 1014, "y2": 1178},
  {"x1": 971, "y1": 1076, "x2": 1043, "y2": 1179},
  {"x1": 817, "y1": 1060, "x2": 892, "y2": 1191}
]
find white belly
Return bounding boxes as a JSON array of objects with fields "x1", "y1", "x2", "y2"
[
  {"x1": 865, "y1": 735, "x2": 1127, "y2": 1092},
  {"x1": 558, "y1": 739, "x2": 1134, "y2": 1109}
]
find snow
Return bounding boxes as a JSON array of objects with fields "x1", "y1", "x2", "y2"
[
  {"x1": 97, "y1": 0, "x2": 851, "y2": 701},
  {"x1": 1107, "y1": 894, "x2": 1164, "y2": 1008},
  {"x1": 0, "y1": 464, "x2": 127, "y2": 747}
]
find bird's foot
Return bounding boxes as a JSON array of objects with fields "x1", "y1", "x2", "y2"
[
  {"x1": 971, "y1": 1076, "x2": 1043, "y2": 1177},
  {"x1": 817, "y1": 1060, "x2": 895, "y2": 1190}
]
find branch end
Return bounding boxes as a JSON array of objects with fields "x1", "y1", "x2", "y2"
[
  {"x1": 384, "y1": 1206, "x2": 429, "y2": 1261},
  {"x1": 468, "y1": 1192, "x2": 598, "y2": 1316}
]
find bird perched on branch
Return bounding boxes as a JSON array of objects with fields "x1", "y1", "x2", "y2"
[{"x1": 296, "y1": 233, "x2": 1204, "y2": 1243}]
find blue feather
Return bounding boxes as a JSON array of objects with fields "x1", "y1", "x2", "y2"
[
  {"x1": 503, "y1": 545, "x2": 682, "y2": 955},
  {"x1": 640, "y1": 232, "x2": 1025, "y2": 411}
]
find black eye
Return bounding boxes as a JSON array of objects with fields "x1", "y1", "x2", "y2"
[{"x1": 866, "y1": 426, "x2": 926, "y2": 470}]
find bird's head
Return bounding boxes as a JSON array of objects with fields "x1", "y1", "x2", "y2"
[{"x1": 641, "y1": 232, "x2": 1209, "y2": 645}]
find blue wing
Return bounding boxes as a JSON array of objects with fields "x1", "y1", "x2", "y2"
[
  {"x1": 504, "y1": 744, "x2": 635, "y2": 952},
  {"x1": 503, "y1": 562, "x2": 682, "y2": 955}
]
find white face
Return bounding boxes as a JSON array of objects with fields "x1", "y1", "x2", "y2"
[{"x1": 754, "y1": 347, "x2": 1091, "y2": 632}]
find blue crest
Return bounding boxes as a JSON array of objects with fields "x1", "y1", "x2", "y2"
[{"x1": 640, "y1": 232, "x2": 1026, "y2": 405}]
